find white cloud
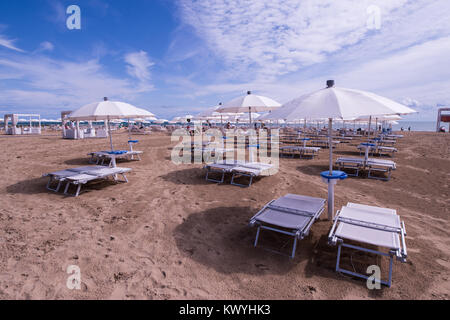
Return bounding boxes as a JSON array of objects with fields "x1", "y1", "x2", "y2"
[
  {"x1": 172, "y1": 0, "x2": 450, "y2": 119},
  {"x1": 124, "y1": 50, "x2": 155, "y2": 92},
  {"x1": 177, "y1": 0, "x2": 409, "y2": 80},
  {"x1": 0, "y1": 53, "x2": 153, "y2": 114},
  {"x1": 0, "y1": 34, "x2": 24, "y2": 52},
  {"x1": 35, "y1": 41, "x2": 54, "y2": 53}
]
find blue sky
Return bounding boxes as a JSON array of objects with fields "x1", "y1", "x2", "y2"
[{"x1": 0, "y1": 0, "x2": 449, "y2": 120}]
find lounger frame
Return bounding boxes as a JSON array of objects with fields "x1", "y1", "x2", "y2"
[
  {"x1": 44, "y1": 167, "x2": 131, "y2": 197},
  {"x1": 328, "y1": 208, "x2": 407, "y2": 287},
  {"x1": 250, "y1": 197, "x2": 325, "y2": 258}
]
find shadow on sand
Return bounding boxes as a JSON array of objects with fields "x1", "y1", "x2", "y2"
[
  {"x1": 160, "y1": 167, "x2": 223, "y2": 186},
  {"x1": 6, "y1": 176, "x2": 125, "y2": 196},
  {"x1": 174, "y1": 206, "x2": 337, "y2": 276}
]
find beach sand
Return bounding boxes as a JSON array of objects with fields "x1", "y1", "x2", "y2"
[{"x1": 0, "y1": 131, "x2": 448, "y2": 300}]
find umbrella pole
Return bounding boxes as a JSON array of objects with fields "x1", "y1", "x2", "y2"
[
  {"x1": 249, "y1": 107, "x2": 252, "y2": 125},
  {"x1": 128, "y1": 119, "x2": 131, "y2": 139},
  {"x1": 328, "y1": 118, "x2": 333, "y2": 173},
  {"x1": 327, "y1": 118, "x2": 334, "y2": 221},
  {"x1": 368, "y1": 116, "x2": 372, "y2": 138},
  {"x1": 108, "y1": 117, "x2": 114, "y2": 151}
]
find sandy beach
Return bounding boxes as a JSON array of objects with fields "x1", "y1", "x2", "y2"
[{"x1": 0, "y1": 131, "x2": 448, "y2": 300}]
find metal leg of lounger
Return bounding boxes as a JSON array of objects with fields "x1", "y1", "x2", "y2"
[
  {"x1": 64, "y1": 181, "x2": 71, "y2": 195},
  {"x1": 291, "y1": 237, "x2": 298, "y2": 259},
  {"x1": 335, "y1": 242, "x2": 392, "y2": 287},
  {"x1": 46, "y1": 177, "x2": 62, "y2": 192},
  {"x1": 254, "y1": 225, "x2": 300, "y2": 259},
  {"x1": 55, "y1": 180, "x2": 63, "y2": 192},
  {"x1": 368, "y1": 167, "x2": 390, "y2": 181},
  {"x1": 231, "y1": 172, "x2": 253, "y2": 187},
  {"x1": 119, "y1": 173, "x2": 128, "y2": 183},
  {"x1": 254, "y1": 226, "x2": 261, "y2": 247},
  {"x1": 339, "y1": 163, "x2": 359, "y2": 177},
  {"x1": 74, "y1": 184, "x2": 82, "y2": 197},
  {"x1": 206, "y1": 169, "x2": 225, "y2": 184},
  {"x1": 336, "y1": 243, "x2": 342, "y2": 272}
]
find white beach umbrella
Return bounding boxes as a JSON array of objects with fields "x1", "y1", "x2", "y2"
[
  {"x1": 263, "y1": 80, "x2": 416, "y2": 219},
  {"x1": 68, "y1": 97, "x2": 155, "y2": 150},
  {"x1": 196, "y1": 104, "x2": 222, "y2": 118},
  {"x1": 264, "y1": 80, "x2": 416, "y2": 172},
  {"x1": 216, "y1": 91, "x2": 281, "y2": 124}
]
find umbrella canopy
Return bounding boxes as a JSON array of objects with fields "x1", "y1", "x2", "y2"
[
  {"x1": 68, "y1": 99, "x2": 155, "y2": 121},
  {"x1": 68, "y1": 98, "x2": 155, "y2": 152},
  {"x1": 216, "y1": 91, "x2": 281, "y2": 124},
  {"x1": 264, "y1": 84, "x2": 416, "y2": 122},
  {"x1": 355, "y1": 114, "x2": 402, "y2": 122}
]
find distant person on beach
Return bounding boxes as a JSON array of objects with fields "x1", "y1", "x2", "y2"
[
  {"x1": 401, "y1": 127, "x2": 404, "y2": 131},
  {"x1": 408, "y1": 126, "x2": 411, "y2": 132},
  {"x1": 225, "y1": 122, "x2": 231, "y2": 129}
]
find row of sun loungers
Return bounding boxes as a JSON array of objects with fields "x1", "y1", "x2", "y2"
[
  {"x1": 250, "y1": 194, "x2": 407, "y2": 286},
  {"x1": 44, "y1": 166, "x2": 131, "y2": 197},
  {"x1": 279, "y1": 146, "x2": 320, "y2": 159},
  {"x1": 357, "y1": 144, "x2": 398, "y2": 157},
  {"x1": 204, "y1": 161, "x2": 274, "y2": 187},
  {"x1": 309, "y1": 139, "x2": 340, "y2": 148},
  {"x1": 336, "y1": 157, "x2": 396, "y2": 181}
]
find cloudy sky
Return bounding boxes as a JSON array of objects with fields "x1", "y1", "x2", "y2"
[{"x1": 0, "y1": 0, "x2": 449, "y2": 119}]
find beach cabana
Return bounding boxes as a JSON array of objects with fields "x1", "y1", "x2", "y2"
[{"x1": 3, "y1": 113, "x2": 41, "y2": 135}]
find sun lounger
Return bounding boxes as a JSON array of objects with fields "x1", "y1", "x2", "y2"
[
  {"x1": 44, "y1": 166, "x2": 131, "y2": 196},
  {"x1": 310, "y1": 139, "x2": 340, "y2": 148},
  {"x1": 88, "y1": 150, "x2": 143, "y2": 166},
  {"x1": 335, "y1": 157, "x2": 365, "y2": 177},
  {"x1": 280, "y1": 146, "x2": 320, "y2": 158},
  {"x1": 204, "y1": 160, "x2": 243, "y2": 183},
  {"x1": 231, "y1": 162, "x2": 274, "y2": 187},
  {"x1": 357, "y1": 145, "x2": 398, "y2": 157},
  {"x1": 375, "y1": 146, "x2": 398, "y2": 157},
  {"x1": 370, "y1": 139, "x2": 396, "y2": 147},
  {"x1": 249, "y1": 194, "x2": 326, "y2": 258},
  {"x1": 366, "y1": 158, "x2": 396, "y2": 181},
  {"x1": 383, "y1": 134, "x2": 403, "y2": 139},
  {"x1": 328, "y1": 203, "x2": 407, "y2": 287}
]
